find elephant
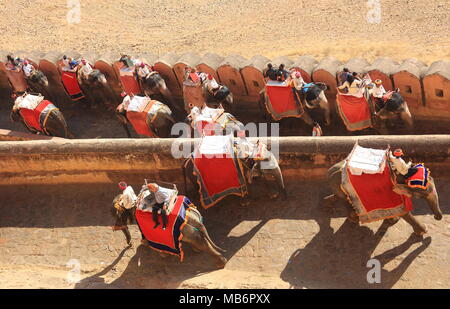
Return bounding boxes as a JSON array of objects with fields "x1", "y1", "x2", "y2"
[
  {"x1": 140, "y1": 72, "x2": 184, "y2": 119},
  {"x1": 111, "y1": 193, "x2": 227, "y2": 268},
  {"x1": 258, "y1": 83, "x2": 330, "y2": 129},
  {"x1": 373, "y1": 91, "x2": 414, "y2": 134},
  {"x1": 115, "y1": 97, "x2": 176, "y2": 138},
  {"x1": 182, "y1": 142, "x2": 287, "y2": 204},
  {"x1": 11, "y1": 95, "x2": 72, "y2": 138},
  {"x1": 26, "y1": 70, "x2": 53, "y2": 100},
  {"x1": 77, "y1": 68, "x2": 117, "y2": 108},
  {"x1": 187, "y1": 109, "x2": 245, "y2": 138},
  {"x1": 300, "y1": 83, "x2": 331, "y2": 126},
  {"x1": 182, "y1": 70, "x2": 234, "y2": 114},
  {"x1": 324, "y1": 160, "x2": 443, "y2": 236}
]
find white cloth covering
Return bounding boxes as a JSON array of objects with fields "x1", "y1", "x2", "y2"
[
  {"x1": 127, "y1": 95, "x2": 149, "y2": 112},
  {"x1": 14, "y1": 94, "x2": 44, "y2": 110},
  {"x1": 347, "y1": 145, "x2": 387, "y2": 175},
  {"x1": 198, "y1": 135, "x2": 233, "y2": 155}
]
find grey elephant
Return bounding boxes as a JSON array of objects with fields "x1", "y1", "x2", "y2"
[
  {"x1": 111, "y1": 191, "x2": 227, "y2": 268},
  {"x1": 324, "y1": 160, "x2": 443, "y2": 235}
]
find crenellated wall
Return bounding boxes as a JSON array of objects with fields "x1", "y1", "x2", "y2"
[{"x1": 0, "y1": 51, "x2": 449, "y2": 120}]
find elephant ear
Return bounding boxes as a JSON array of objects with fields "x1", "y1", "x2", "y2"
[{"x1": 393, "y1": 184, "x2": 413, "y2": 198}]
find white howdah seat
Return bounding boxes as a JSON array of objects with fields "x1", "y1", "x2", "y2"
[{"x1": 346, "y1": 144, "x2": 388, "y2": 175}]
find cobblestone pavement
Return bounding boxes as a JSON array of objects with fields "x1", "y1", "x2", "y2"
[{"x1": 0, "y1": 179, "x2": 448, "y2": 288}]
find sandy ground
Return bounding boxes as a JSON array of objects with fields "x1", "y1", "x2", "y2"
[
  {"x1": 0, "y1": 0, "x2": 449, "y2": 64},
  {"x1": 0, "y1": 180, "x2": 448, "y2": 289}
]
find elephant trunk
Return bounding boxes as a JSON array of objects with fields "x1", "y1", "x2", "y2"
[
  {"x1": 426, "y1": 184, "x2": 443, "y2": 221},
  {"x1": 400, "y1": 104, "x2": 413, "y2": 130}
]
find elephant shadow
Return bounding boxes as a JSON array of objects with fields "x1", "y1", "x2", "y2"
[{"x1": 280, "y1": 216, "x2": 432, "y2": 289}]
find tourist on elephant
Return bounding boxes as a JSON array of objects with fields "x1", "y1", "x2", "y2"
[
  {"x1": 6, "y1": 55, "x2": 20, "y2": 71},
  {"x1": 22, "y1": 60, "x2": 35, "y2": 78},
  {"x1": 137, "y1": 62, "x2": 151, "y2": 79},
  {"x1": 79, "y1": 58, "x2": 93, "y2": 79},
  {"x1": 264, "y1": 63, "x2": 278, "y2": 81},
  {"x1": 337, "y1": 74, "x2": 362, "y2": 95},
  {"x1": 338, "y1": 68, "x2": 351, "y2": 85},
  {"x1": 276, "y1": 64, "x2": 289, "y2": 82},
  {"x1": 147, "y1": 183, "x2": 176, "y2": 230}
]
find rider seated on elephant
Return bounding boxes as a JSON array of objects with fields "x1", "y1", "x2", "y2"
[
  {"x1": 147, "y1": 183, "x2": 176, "y2": 230},
  {"x1": 79, "y1": 58, "x2": 93, "y2": 79},
  {"x1": 136, "y1": 62, "x2": 151, "y2": 79},
  {"x1": 276, "y1": 64, "x2": 290, "y2": 82},
  {"x1": 337, "y1": 74, "x2": 362, "y2": 95},
  {"x1": 389, "y1": 149, "x2": 418, "y2": 183},
  {"x1": 369, "y1": 79, "x2": 387, "y2": 108},
  {"x1": 22, "y1": 60, "x2": 35, "y2": 78},
  {"x1": 5, "y1": 55, "x2": 20, "y2": 71},
  {"x1": 338, "y1": 68, "x2": 351, "y2": 86},
  {"x1": 264, "y1": 63, "x2": 278, "y2": 81}
]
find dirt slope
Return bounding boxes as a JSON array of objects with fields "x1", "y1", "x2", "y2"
[{"x1": 0, "y1": 0, "x2": 448, "y2": 63}]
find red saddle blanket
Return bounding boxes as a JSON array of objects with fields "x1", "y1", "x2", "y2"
[
  {"x1": 61, "y1": 71, "x2": 84, "y2": 100},
  {"x1": 119, "y1": 70, "x2": 142, "y2": 95},
  {"x1": 336, "y1": 93, "x2": 372, "y2": 131},
  {"x1": 264, "y1": 82, "x2": 303, "y2": 121},
  {"x1": 135, "y1": 195, "x2": 192, "y2": 260},
  {"x1": 341, "y1": 163, "x2": 413, "y2": 223},
  {"x1": 19, "y1": 100, "x2": 54, "y2": 132},
  {"x1": 126, "y1": 100, "x2": 157, "y2": 137},
  {"x1": 192, "y1": 136, "x2": 247, "y2": 208}
]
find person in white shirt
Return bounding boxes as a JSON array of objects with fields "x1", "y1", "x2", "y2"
[
  {"x1": 79, "y1": 58, "x2": 93, "y2": 79},
  {"x1": 234, "y1": 130, "x2": 256, "y2": 159},
  {"x1": 22, "y1": 60, "x2": 35, "y2": 77},
  {"x1": 206, "y1": 74, "x2": 220, "y2": 93},
  {"x1": 370, "y1": 79, "x2": 387, "y2": 108},
  {"x1": 137, "y1": 62, "x2": 150, "y2": 79},
  {"x1": 389, "y1": 149, "x2": 418, "y2": 182},
  {"x1": 118, "y1": 181, "x2": 137, "y2": 210},
  {"x1": 147, "y1": 183, "x2": 176, "y2": 230}
]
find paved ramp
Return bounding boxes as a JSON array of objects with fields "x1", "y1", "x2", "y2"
[{"x1": 0, "y1": 179, "x2": 448, "y2": 288}]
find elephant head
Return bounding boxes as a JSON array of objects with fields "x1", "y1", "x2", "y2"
[
  {"x1": 30, "y1": 70, "x2": 49, "y2": 87},
  {"x1": 87, "y1": 69, "x2": 108, "y2": 87},
  {"x1": 393, "y1": 177, "x2": 443, "y2": 221},
  {"x1": 375, "y1": 92, "x2": 413, "y2": 131}
]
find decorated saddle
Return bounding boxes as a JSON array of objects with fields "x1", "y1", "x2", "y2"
[
  {"x1": 60, "y1": 68, "x2": 85, "y2": 101},
  {"x1": 264, "y1": 79, "x2": 304, "y2": 121},
  {"x1": 336, "y1": 88, "x2": 373, "y2": 131},
  {"x1": 405, "y1": 163, "x2": 430, "y2": 190},
  {"x1": 191, "y1": 135, "x2": 248, "y2": 208},
  {"x1": 340, "y1": 144, "x2": 413, "y2": 223},
  {"x1": 135, "y1": 195, "x2": 194, "y2": 261},
  {"x1": 16, "y1": 94, "x2": 57, "y2": 133},
  {"x1": 123, "y1": 95, "x2": 170, "y2": 137},
  {"x1": 115, "y1": 61, "x2": 142, "y2": 95}
]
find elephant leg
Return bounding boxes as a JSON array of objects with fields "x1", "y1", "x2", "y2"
[
  {"x1": 182, "y1": 224, "x2": 227, "y2": 268},
  {"x1": 401, "y1": 212, "x2": 427, "y2": 236},
  {"x1": 384, "y1": 216, "x2": 401, "y2": 226},
  {"x1": 323, "y1": 194, "x2": 338, "y2": 206},
  {"x1": 301, "y1": 109, "x2": 314, "y2": 127}
]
